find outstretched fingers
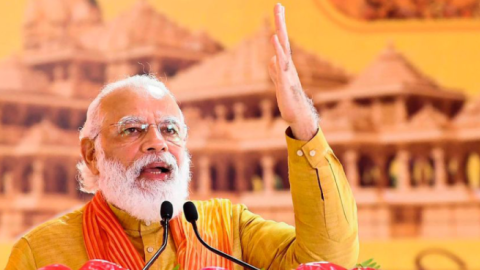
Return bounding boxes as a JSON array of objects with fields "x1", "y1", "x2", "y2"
[
  {"x1": 274, "y1": 3, "x2": 291, "y2": 57},
  {"x1": 272, "y1": 34, "x2": 288, "y2": 71}
]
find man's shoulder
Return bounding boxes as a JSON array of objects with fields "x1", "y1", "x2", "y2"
[
  {"x1": 8, "y1": 206, "x2": 90, "y2": 269},
  {"x1": 22, "y1": 206, "x2": 86, "y2": 246}
]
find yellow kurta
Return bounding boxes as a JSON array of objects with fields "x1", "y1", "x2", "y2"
[{"x1": 5, "y1": 128, "x2": 359, "y2": 270}]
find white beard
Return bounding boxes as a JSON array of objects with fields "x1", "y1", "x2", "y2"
[{"x1": 95, "y1": 144, "x2": 191, "y2": 223}]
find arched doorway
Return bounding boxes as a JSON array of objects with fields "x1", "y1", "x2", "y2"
[
  {"x1": 359, "y1": 155, "x2": 378, "y2": 187},
  {"x1": 21, "y1": 164, "x2": 33, "y2": 193},
  {"x1": 274, "y1": 158, "x2": 289, "y2": 190},
  {"x1": 387, "y1": 155, "x2": 399, "y2": 188},
  {"x1": 44, "y1": 164, "x2": 69, "y2": 194},
  {"x1": 412, "y1": 157, "x2": 434, "y2": 187}
]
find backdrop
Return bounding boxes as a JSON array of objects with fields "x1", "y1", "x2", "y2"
[{"x1": 1, "y1": 1, "x2": 480, "y2": 269}]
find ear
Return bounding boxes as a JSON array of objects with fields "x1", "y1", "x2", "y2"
[{"x1": 81, "y1": 137, "x2": 99, "y2": 175}]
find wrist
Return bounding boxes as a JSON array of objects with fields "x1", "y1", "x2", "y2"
[{"x1": 290, "y1": 119, "x2": 318, "y2": 141}]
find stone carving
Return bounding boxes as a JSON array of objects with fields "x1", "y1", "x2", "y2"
[
  {"x1": 328, "y1": 0, "x2": 480, "y2": 21},
  {"x1": 0, "y1": 0, "x2": 479, "y2": 242}
]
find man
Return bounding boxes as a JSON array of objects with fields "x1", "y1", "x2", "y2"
[{"x1": 6, "y1": 4, "x2": 358, "y2": 270}]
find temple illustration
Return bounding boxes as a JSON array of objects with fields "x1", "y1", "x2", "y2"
[{"x1": 0, "y1": 0, "x2": 479, "y2": 241}]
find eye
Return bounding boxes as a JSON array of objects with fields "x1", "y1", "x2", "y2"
[
  {"x1": 122, "y1": 127, "x2": 141, "y2": 135},
  {"x1": 161, "y1": 124, "x2": 179, "y2": 136},
  {"x1": 119, "y1": 123, "x2": 144, "y2": 136}
]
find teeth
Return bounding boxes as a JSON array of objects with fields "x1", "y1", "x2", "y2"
[{"x1": 150, "y1": 171, "x2": 165, "y2": 174}]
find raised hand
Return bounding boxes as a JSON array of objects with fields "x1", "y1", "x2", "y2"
[{"x1": 269, "y1": 3, "x2": 318, "y2": 141}]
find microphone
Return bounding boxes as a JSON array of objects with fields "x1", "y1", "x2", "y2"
[
  {"x1": 183, "y1": 201, "x2": 260, "y2": 270},
  {"x1": 143, "y1": 201, "x2": 173, "y2": 270}
]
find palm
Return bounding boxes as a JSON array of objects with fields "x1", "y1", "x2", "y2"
[{"x1": 268, "y1": 4, "x2": 318, "y2": 140}]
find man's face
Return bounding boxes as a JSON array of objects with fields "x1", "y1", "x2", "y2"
[
  {"x1": 98, "y1": 88, "x2": 186, "y2": 180},
  {"x1": 92, "y1": 88, "x2": 190, "y2": 221}
]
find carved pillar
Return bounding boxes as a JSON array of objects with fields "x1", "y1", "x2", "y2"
[
  {"x1": 14, "y1": 161, "x2": 27, "y2": 193},
  {"x1": 31, "y1": 159, "x2": 45, "y2": 197},
  {"x1": 16, "y1": 104, "x2": 28, "y2": 126},
  {"x1": 261, "y1": 155, "x2": 275, "y2": 194},
  {"x1": 454, "y1": 151, "x2": 467, "y2": 186},
  {"x1": 397, "y1": 150, "x2": 411, "y2": 190},
  {"x1": 344, "y1": 150, "x2": 360, "y2": 189},
  {"x1": 68, "y1": 63, "x2": 81, "y2": 83},
  {"x1": 373, "y1": 154, "x2": 388, "y2": 189},
  {"x1": 215, "y1": 105, "x2": 227, "y2": 122},
  {"x1": 48, "y1": 107, "x2": 61, "y2": 127},
  {"x1": 53, "y1": 65, "x2": 65, "y2": 82},
  {"x1": 432, "y1": 147, "x2": 447, "y2": 189},
  {"x1": 216, "y1": 160, "x2": 228, "y2": 191},
  {"x1": 4, "y1": 171, "x2": 15, "y2": 197},
  {"x1": 260, "y1": 99, "x2": 272, "y2": 122},
  {"x1": 235, "y1": 158, "x2": 247, "y2": 192},
  {"x1": 198, "y1": 156, "x2": 211, "y2": 194},
  {"x1": 395, "y1": 97, "x2": 408, "y2": 124},
  {"x1": 233, "y1": 102, "x2": 245, "y2": 122},
  {"x1": 68, "y1": 160, "x2": 78, "y2": 197}
]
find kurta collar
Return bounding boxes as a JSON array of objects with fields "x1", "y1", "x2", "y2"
[{"x1": 108, "y1": 203, "x2": 162, "y2": 236}]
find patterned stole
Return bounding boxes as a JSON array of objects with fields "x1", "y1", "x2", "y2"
[
  {"x1": 170, "y1": 199, "x2": 234, "y2": 270},
  {"x1": 82, "y1": 192, "x2": 234, "y2": 270}
]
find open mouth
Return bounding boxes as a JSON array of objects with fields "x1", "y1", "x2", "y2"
[{"x1": 140, "y1": 162, "x2": 173, "y2": 180}]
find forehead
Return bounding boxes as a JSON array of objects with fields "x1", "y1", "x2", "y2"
[{"x1": 99, "y1": 87, "x2": 182, "y2": 123}]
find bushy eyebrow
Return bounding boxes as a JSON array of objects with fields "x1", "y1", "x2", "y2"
[
  {"x1": 116, "y1": 115, "x2": 184, "y2": 126},
  {"x1": 157, "y1": 116, "x2": 185, "y2": 127},
  {"x1": 117, "y1": 115, "x2": 147, "y2": 124}
]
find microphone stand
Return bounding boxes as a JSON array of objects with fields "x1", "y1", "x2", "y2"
[
  {"x1": 143, "y1": 201, "x2": 173, "y2": 270},
  {"x1": 190, "y1": 220, "x2": 259, "y2": 270},
  {"x1": 183, "y1": 201, "x2": 259, "y2": 270},
  {"x1": 143, "y1": 219, "x2": 169, "y2": 270}
]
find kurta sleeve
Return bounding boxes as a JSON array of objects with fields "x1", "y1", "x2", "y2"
[
  {"x1": 239, "y1": 127, "x2": 359, "y2": 270},
  {"x1": 5, "y1": 237, "x2": 37, "y2": 270}
]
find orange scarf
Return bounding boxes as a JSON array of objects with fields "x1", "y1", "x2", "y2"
[{"x1": 82, "y1": 192, "x2": 234, "y2": 270}]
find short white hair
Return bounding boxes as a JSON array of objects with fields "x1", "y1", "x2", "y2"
[
  {"x1": 79, "y1": 74, "x2": 178, "y2": 141},
  {"x1": 77, "y1": 74, "x2": 182, "y2": 193}
]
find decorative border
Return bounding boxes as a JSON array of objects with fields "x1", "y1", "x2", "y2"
[{"x1": 313, "y1": 0, "x2": 480, "y2": 33}]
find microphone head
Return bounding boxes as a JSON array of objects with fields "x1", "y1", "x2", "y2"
[
  {"x1": 183, "y1": 201, "x2": 198, "y2": 223},
  {"x1": 160, "y1": 201, "x2": 173, "y2": 220}
]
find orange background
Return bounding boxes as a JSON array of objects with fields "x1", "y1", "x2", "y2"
[
  {"x1": 1, "y1": 1, "x2": 480, "y2": 269},
  {"x1": 1, "y1": 0, "x2": 480, "y2": 98}
]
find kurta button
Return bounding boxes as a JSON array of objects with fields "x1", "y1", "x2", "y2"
[
  {"x1": 309, "y1": 150, "x2": 316, "y2": 157},
  {"x1": 147, "y1": 247, "x2": 154, "y2": 253},
  {"x1": 145, "y1": 221, "x2": 151, "y2": 226},
  {"x1": 296, "y1": 150, "x2": 303, "y2": 157}
]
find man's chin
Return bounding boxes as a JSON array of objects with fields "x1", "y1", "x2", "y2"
[{"x1": 135, "y1": 176, "x2": 175, "y2": 191}]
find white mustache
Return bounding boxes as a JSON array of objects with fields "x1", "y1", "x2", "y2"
[{"x1": 129, "y1": 153, "x2": 179, "y2": 179}]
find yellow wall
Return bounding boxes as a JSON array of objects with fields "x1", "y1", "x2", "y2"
[
  {"x1": 359, "y1": 239, "x2": 480, "y2": 270},
  {"x1": 0, "y1": 0, "x2": 479, "y2": 98},
  {"x1": 0, "y1": 243, "x2": 12, "y2": 270}
]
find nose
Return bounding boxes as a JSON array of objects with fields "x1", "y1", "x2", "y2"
[{"x1": 140, "y1": 125, "x2": 169, "y2": 153}]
